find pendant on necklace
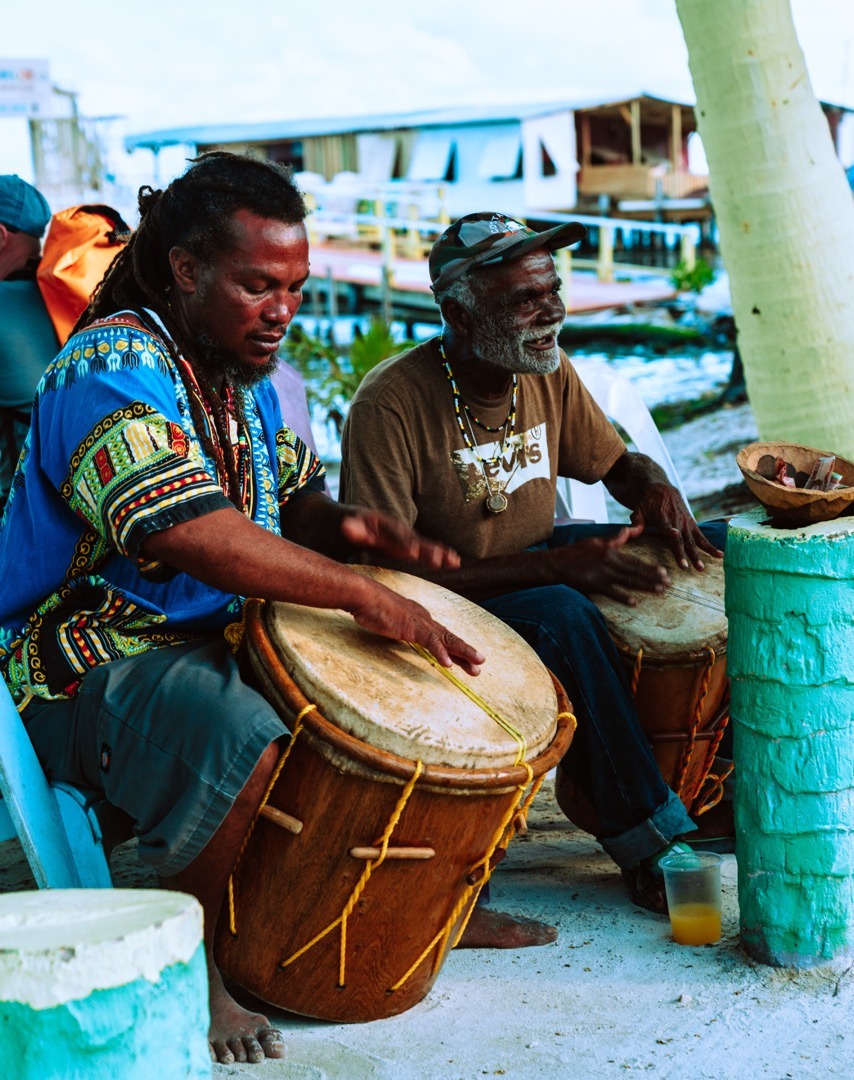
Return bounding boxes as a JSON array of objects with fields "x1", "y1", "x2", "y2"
[{"x1": 486, "y1": 491, "x2": 509, "y2": 514}]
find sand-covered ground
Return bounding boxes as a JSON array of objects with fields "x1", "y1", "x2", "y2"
[{"x1": 3, "y1": 782, "x2": 851, "y2": 1079}]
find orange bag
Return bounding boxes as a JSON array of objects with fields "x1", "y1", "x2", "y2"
[{"x1": 36, "y1": 204, "x2": 131, "y2": 345}]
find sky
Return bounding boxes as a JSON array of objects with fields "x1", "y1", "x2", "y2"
[{"x1": 2, "y1": 0, "x2": 852, "y2": 189}]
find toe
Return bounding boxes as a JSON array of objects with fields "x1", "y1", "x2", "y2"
[
  {"x1": 258, "y1": 1025, "x2": 287, "y2": 1059},
  {"x1": 242, "y1": 1036, "x2": 265, "y2": 1064},
  {"x1": 227, "y1": 1037, "x2": 248, "y2": 1063},
  {"x1": 211, "y1": 1039, "x2": 235, "y2": 1065}
]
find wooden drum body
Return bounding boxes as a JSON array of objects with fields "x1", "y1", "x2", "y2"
[
  {"x1": 556, "y1": 537, "x2": 729, "y2": 833},
  {"x1": 215, "y1": 568, "x2": 574, "y2": 1023}
]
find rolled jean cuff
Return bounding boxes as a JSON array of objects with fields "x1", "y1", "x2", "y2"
[{"x1": 599, "y1": 790, "x2": 696, "y2": 869}]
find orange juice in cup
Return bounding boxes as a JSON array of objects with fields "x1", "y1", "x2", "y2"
[
  {"x1": 659, "y1": 852, "x2": 724, "y2": 947},
  {"x1": 668, "y1": 902, "x2": 722, "y2": 946}
]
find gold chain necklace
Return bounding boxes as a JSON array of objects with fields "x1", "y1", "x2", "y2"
[
  {"x1": 439, "y1": 336, "x2": 518, "y2": 514},
  {"x1": 461, "y1": 410, "x2": 516, "y2": 513}
]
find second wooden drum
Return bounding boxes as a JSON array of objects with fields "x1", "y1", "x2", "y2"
[{"x1": 556, "y1": 535, "x2": 729, "y2": 833}]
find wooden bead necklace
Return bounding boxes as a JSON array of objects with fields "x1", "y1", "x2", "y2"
[{"x1": 438, "y1": 336, "x2": 518, "y2": 514}]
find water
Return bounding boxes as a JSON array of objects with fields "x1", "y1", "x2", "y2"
[
  {"x1": 291, "y1": 315, "x2": 736, "y2": 463},
  {"x1": 573, "y1": 345, "x2": 733, "y2": 408}
]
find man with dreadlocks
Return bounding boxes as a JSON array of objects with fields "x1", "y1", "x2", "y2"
[{"x1": 0, "y1": 152, "x2": 486, "y2": 1066}]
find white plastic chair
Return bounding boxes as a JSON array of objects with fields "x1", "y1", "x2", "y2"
[{"x1": 556, "y1": 358, "x2": 690, "y2": 523}]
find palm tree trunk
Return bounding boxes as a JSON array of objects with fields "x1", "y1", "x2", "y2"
[{"x1": 676, "y1": 0, "x2": 854, "y2": 458}]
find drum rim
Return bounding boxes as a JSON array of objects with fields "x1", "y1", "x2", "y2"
[{"x1": 245, "y1": 600, "x2": 574, "y2": 789}]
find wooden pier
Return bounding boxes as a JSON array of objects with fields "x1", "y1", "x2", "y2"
[{"x1": 305, "y1": 240, "x2": 678, "y2": 324}]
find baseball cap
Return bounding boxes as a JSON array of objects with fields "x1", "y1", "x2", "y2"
[
  {"x1": 429, "y1": 211, "x2": 586, "y2": 293},
  {"x1": 0, "y1": 175, "x2": 52, "y2": 239}
]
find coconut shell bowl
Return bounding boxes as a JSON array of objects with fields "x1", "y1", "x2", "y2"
[{"x1": 736, "y1": 441, "x2": 854, "y2": 527}]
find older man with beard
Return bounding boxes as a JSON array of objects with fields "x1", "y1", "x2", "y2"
[{"x1": 340, "y1": 212, "x2": 727, "y2": 926}]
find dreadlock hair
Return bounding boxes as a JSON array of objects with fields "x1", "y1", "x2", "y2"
[{"x1": 74, "y1": 151, "x2": 308, "y2": 508}]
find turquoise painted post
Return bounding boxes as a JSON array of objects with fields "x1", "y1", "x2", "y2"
[
  {"x1": 725, "y1": 509, "x2": 854, "y2": 968},
  {"x1": 0, "y1": 889, "x2": 211, "y2": 1079}
]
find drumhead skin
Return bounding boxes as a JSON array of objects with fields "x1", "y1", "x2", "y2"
[
  {"x1": 591, "y1": 536, "x2": 727, "y2": 658},
  {"x1": 263, "y1": 567, "x2": 558, "y2": 770}
]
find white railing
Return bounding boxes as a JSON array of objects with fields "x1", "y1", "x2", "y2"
[{"x1": 303, "y1": 189, "x2": 699, "y2": 286}]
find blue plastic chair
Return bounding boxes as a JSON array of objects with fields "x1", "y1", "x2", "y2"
[{"x1": 0, "y1": 679, "x2": 122, "y2": 888}]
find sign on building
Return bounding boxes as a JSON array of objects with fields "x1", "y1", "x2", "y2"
[{"x1": 0, "y1": 59, "x2": 50, "y2": 117}]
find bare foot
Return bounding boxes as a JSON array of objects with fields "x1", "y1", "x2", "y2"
[
  {"x1": 208, "y1": 971, "x2": 286, "y2": 1065},
  {"x1": 456, "y1": 907, "x2": 557, "y2": 949}
]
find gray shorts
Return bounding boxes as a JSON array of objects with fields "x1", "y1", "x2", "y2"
[{"x1": 22, "y1": 639, "x2": 287, "y2": 877}]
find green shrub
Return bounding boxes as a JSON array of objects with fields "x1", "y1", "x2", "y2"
[
  {"x1": 283, "y1": 318, "x2": 414, "y2": 416},
  {"x1": 670, "y1": 257, "x2": 715, "y2": 294}
]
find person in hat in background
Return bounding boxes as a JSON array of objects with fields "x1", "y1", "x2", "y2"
[
  {"x1": 0, "y1": 175, "x2": 59, "y2": 508},
  {"x1": 340, "y1": 212, "x2": 728, "y2": 924}
]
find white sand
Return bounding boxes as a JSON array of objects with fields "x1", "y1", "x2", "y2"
[{"x1": 209, "y1": 785, "x2": 852, "y2": 1079}]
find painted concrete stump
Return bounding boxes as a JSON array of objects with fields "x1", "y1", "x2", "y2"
[
  {"x1": 725, "y1": 509, "x2": 854, "y2": 968},
  {"x1": 0, "y1": 889, "x2": 211, "y2": 1079}
]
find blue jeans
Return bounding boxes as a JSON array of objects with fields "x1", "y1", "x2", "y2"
[{"x1": 480, "y1": 521, "x2": 728, "y2": 870}]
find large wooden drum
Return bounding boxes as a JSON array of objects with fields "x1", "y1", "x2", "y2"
[
  {"x1": 216, "y1": 567, "x2": 574, "y2": 1023},
  {"x1": 556, "y1": 536, "x2": 729, "y2": 832}
]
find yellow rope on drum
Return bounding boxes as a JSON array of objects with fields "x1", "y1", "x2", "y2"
[
  {"x1": 389, "y1": 709, "x2": 578, "y2": 993},
  {"x1": 673, "y1": 646, "x2": 716, "y2": 799},
  {"x1": 406, "y1": 642, "x2": 527, "y2": 766},
  {"x1": 279, "y1": 759, "x2": 425, "y2": 987},
  {"x1": 630, "y1": 647, "x2": 644, "y2": 697},
  {"x1": 227, "y1": 703, "x2": 316, "y2": 936},
  {"x1": 389, "y1": 760, "x2": 534, "y2": 992}
]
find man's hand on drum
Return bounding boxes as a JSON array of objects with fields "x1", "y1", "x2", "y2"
[
  {"x1": 339, "y1": 508, "x2": 462, "y2": 570},
  {"x1": 603, "y1": 453, "x2": 722, "y2": 572},
  {"x1": 350, "y1": 584, "x2": 485, "y2": 676},
  {"x1": 549, "y1": 523, "x2": 671, "y2": 606},
  {"x1": 629, "y1": 483, "x2": 723, "y2": 572}
]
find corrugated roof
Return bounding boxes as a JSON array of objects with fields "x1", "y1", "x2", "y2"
[{"x1": 123, "y1": 92, "x2": 694, "y2": 152}]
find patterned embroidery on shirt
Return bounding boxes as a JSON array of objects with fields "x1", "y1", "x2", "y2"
[
  {"x1": 3, "y1": 576, "x2": 195, "y2": 704},
  {"x1": 66, "y1": 528, "x2": 111, "y2": 580},
  {"x1": 60, "y1": 402, "x2": 224, "y2": 558},
  {"x1": 39, "y1": 324, "x2": 173, "y2": 395},
  {"x1": 276, "y1": 426, "x2": 325, "y2": 506}
]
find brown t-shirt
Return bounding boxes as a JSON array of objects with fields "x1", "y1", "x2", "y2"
[{"x1": 340, "y1": 338, "x2": 626, "y2": 559}]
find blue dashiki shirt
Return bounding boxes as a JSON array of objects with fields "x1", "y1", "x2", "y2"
[{"x1": 0, "y1": 311, "x2": 325, "y2": 707}]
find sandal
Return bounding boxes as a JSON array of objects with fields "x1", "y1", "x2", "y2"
[
  {"x1": 621, "y1": 862, "x2": 668, "y2": 915},
  {"x1": 622, "y1": 841, "x2": 694, "y2": 915}
]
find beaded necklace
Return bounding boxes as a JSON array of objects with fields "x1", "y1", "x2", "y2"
[
  {"x1": 177, "y1": 355, "x2": 252, "y2": 512},
  {"x1": 438, "y1": 336, "x2": 518, "y2": 514},
  {"x1": 139, "y1": 306, "x2": 252, "y2": 512}
]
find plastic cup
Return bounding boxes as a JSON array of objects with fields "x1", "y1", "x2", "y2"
[{"x1": 659, "y1": 851, "x2": 723, "y2": 946}]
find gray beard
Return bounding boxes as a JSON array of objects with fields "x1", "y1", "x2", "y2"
[
  {"x1": 469, "y1": 313, "x2": 562, "y2": 375},
  {"x1": 193, "y1": 333, "x2": 280, "y2": 388}
]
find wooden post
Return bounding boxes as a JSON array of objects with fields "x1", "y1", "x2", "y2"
[
  {"x1": 597, "y1": 226, "x2": 614, "y2": 283},
  {"x1": 671, "y1": 104, "x2": 683, "y2": 174},
  {"x1": 381, "y1": 265, "x2": 393, "y2": 325},
  {"x1": 406, "y1": 203, "x2": 420, "y2": 258},
  {"x1": 437, "y1": 184, "x2": 450, "y2": 226},
  {"x1": 579, "y1": 114, "x2": 592, "y2": 168},
  {"x1": 326, "y1": 268, "x2": 338, "y2": 338},
  {"x1": 555, "y1": 246, "x2": 572, "y2": 313},
  {"x1": 310, "y1": 277, "x2": 323, "y2": 321},
  {"x1": 630, "y1": 99, "x2": 642, "y2": 166},
  {"x1": 304, "y1": 192, "x2": 319, "y2": 246},
  {"x1": 376, "y1": 199, "x2": 396, "y2": 275},
  {"x1": 680, "y1": 231, "x2": 696, "y2": 270}
]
